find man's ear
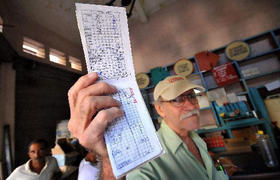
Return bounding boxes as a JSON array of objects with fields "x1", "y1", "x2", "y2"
[{"x1": 154, "y1": 103, "x2": 166, "y2": 118}]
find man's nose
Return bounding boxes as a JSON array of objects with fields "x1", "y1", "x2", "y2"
[{"x1": 34, "y1": 151, "x2": 40, "y2": 157}]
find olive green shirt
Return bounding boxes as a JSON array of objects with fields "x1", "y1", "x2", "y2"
[{"x1": 127, "y1": 121, "x2": 228, "y2": 180}]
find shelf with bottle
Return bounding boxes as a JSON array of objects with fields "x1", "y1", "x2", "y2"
[{"x1": 256, "y1": 130, "x2": 279, "y2": 167}]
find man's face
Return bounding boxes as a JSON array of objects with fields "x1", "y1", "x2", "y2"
[
  {"x1": 28, "y1": 143, "x2": 46, "y2": 163},
  {"x1": 155, "y1": 89, "x2": 200, "y2": 132}
]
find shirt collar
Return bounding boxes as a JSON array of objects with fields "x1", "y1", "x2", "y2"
[
  {"x1": 25, "y1": 157, "x2": 49, "y2": 174},
  {"x1": 159, "y1": 120, "x2": 184, "y2": 154},
  {"x1": 159, "y1": 120, "x2": 206, "y2": 154}
]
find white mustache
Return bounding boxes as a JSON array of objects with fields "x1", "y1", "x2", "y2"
[{"x1": 180, "y1": 109, "x2": 200, "y2": 121}]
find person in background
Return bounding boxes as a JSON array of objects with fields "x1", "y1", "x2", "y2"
[
  {"x1": 7, "y1": 139, "x2": 62, "y2": 180},
  {"x1": 67, "y1": 73, "x2": 229, "y2": 179},
  {"x1": 78, "y1": 151, "x2": 101, "y2": 180}
]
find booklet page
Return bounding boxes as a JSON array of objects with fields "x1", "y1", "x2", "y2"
[{"x1": 75, "y1": 3, "x2": 163, "y2": 178}]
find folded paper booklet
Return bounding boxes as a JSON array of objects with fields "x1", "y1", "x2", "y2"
[{"x1": 75, "y1": 3, "x2": 163, "y2": 178}]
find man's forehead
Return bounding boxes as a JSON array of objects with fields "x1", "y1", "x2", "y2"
[
  {"x1": 159, "y1": 89, "x2": 195, "y2": 102},
  {"x1": 29, "y1": 143, "x2": 44, "y2": 150}
]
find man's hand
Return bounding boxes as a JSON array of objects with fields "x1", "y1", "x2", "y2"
[{"x1": 68, "y1": 72, "x2": 124, "y2": 158}]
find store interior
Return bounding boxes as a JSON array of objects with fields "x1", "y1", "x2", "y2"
[{"x1": 0, "y1": 0, "x2": 280, "y2": 179}]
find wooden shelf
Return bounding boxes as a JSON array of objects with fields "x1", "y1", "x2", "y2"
[
  {"x1": 238, "y1": 48, "x2": 280, "y2": 63},
  {"x1": 244, "y1": 69, "x2": 280, "y2": 81}
]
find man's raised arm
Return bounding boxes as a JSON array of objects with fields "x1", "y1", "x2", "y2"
[{"x1": 67, "y1": 72, "x2": 124, "y2": 180}]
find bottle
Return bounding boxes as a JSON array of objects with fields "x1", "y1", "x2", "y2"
[{"x1": 256, "y1": 130, "x2": 279, "y2": 167}]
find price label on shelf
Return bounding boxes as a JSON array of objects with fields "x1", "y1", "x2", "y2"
[{"x1": 212, "y1": 63, "x2": 239, "y2": 87}]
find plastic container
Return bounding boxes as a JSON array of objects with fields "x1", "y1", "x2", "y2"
[
  {"x1": 256, "y1": 130, "x2": 279, "y2": 167},
  {"x1": 264, "y1": 94, "x2": 280, "y2": 128}
]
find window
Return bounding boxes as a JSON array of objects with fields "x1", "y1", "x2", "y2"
[
  {"x1": 49, "y1": 49, "x2": 66, "y2": 65},
  {"x1": 0, "y1": 16, "x2": 3, "y2": 33},
  {"x1": 22, "y1": 37, "x2": 45, "y2": 58},
  {"x1": 69, "y1": 56, "x2": 82, "y2": 71}
]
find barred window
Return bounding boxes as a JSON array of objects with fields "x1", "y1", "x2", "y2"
[
  {"x1": 22, "y1": 37, "x2": 45, "y2": 58},
  {"x1": 49, "y1": 48, "x2": 66, "y2": 66},
  {"x1": 69, "y1": 56, "x2": 82, "y2": 71}
]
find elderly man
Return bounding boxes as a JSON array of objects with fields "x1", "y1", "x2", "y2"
[
  {"x1": 68, "y1": 73, "x2": 228, "y2": 179},
  {"x1": 127, "y1": 75, "x2": 228, "y2": 179},
  {"x1": 7, "y1": 139, "x2": 61, "y2": 180}
]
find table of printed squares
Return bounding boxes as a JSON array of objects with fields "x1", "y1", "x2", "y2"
[{"x1": 106, "y1": 88, "x2": 154, "y2": 170}]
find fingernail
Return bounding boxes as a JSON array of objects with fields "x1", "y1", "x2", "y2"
[{"x1": 88, "y1": 72, "x2": 96, "y2": 79}]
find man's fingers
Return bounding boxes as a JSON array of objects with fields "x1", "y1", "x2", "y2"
[
  {"x1": 68, "y1": 72, "x2": 98, "y2": 110},
  {"x1": 76, "y1": 81, "x2": 118, "y2": 108},
  {"x1": 67, "y1": 73, "x2": 124, "y2": 157},
  {"x1": 90, "y1": 81, "x2": 118, "y2": 95},
  {"x1": 80, "y1": 96, "x2": 122, "y2": 130},
  {"x1": 79, "y1": 107, "x2": 124, "y2": 149},
  {"x1": 88, "y1": 107, "x2": 124, "y2": 137}
]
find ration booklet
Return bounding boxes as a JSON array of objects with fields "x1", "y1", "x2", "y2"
[{"x1": 75, "y1": 3, "x2": 163, "y2": 178}]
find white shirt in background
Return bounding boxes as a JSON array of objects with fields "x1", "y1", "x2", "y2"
[
  {"x1": 78, "y1": 158, "x2": 101, "y2": 180},
  {"x1": 7, "y1": 156, "x2": 60, "y2": 180}
]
